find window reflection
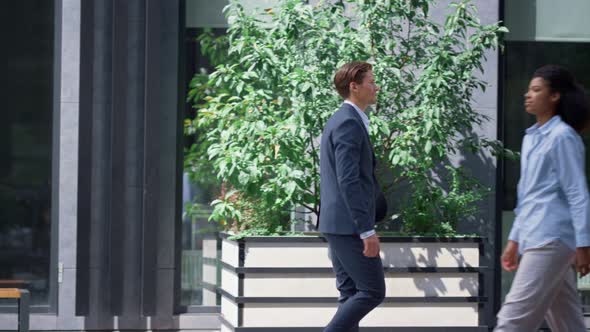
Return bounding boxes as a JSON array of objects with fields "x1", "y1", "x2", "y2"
[
  {"x1": 0, "y1": 0, "x2": 55, "y2": 306},
  {"x1": 180, "y1": 27, "x2": 226, "y2": 308}
]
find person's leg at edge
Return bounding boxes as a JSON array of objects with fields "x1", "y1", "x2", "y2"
[
  {"x1": 323, "y1": 233, "x2": 385, "y2": 332},
  {"x1": 494, "y1": 241, "x2": 576, "y2": 332},
  {"x1": 545, "y1": 265, "x2": 586, "y2": 331}
]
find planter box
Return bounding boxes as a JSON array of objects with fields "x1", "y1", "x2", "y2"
[{"x1": 219, "y1": 233, "x2": 487, "y2": 332}]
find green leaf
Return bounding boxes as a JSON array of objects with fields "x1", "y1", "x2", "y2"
[
  {"x1": 184, "y1": 0, "x2": 510, "y2": 237},
  {"x1": 236, "y1": 81, "x2": 245, "y2": 94},
  {"x1": 425, "y1": 140, "x2": 432, "y2": 154}
]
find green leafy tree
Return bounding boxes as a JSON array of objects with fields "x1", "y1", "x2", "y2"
[{"x1": 185, "y1": 0, "x2": 514, "y2": 236}]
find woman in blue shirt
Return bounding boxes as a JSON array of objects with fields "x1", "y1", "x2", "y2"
[{"x1": 495, "y1": 65, "x2": 590, "y2": 331}]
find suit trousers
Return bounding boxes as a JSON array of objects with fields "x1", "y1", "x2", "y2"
[
  {"x1": 323, "y1": 233, "x2": 386, "y2": 332},
  {"x1": 494, "y1": 240, "x2": 586, "y2": 332}
]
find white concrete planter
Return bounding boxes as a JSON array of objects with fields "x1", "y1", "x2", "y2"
[{"x1": 219, "y1": 233, "x2": 487, "y2": 332}]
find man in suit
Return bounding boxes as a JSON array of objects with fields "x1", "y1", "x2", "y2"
[{"x1": 319, "y1": 61, "x2": 386, "y2": 332}]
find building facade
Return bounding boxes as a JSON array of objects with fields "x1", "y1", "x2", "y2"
[{"x1": 0, "y1": 0, "x2": 589, "y2": 330}]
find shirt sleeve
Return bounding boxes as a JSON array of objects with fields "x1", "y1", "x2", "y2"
[
  {"x1": 509, "y1": 178, "x2": 524, "y2": 242},
  {"x1": 360, "y1": 229, "x2": 376, "y2": 239},
  {"x1": 509, "y1": 138, "x2": 528, "y2": 243},
  {"x1": 509, "y1": 176, "x2": 525, "y2": 243},
  {"x1": 508, "y1": 214, "x2": 520, "y2": 242},
  {"x1": 552, "y1": 133, "x2": 590, "y2": 247}
]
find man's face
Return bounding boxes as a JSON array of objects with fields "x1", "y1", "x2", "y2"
[{"x1": 351, "y1": 70, "x2": 379, "y2": 105}]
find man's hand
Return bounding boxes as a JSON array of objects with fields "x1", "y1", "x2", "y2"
[
  {"x1": 576, "y1": 247, "x2": 590, "y2": 277},
  {"x1": 501, "y1": 240, "x2": 519, "y2": 272},
  {"x1": 363, "y1": 234, "x2": 380, "y2": 258}
]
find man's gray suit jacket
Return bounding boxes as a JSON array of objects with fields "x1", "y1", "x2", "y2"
[{"x1": 319, "y1": 103, "x2": 378, "y2": 235}]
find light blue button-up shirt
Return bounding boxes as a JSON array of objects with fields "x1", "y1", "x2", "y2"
[
  {"x1": 344, "y1": 100, "x2": 375, "y2": 240},
  {"x1": 509, "y1": 115, "x2": 590, "y2": 254}
]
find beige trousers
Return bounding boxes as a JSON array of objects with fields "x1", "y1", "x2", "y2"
[{"x1": 495, "y1": 240, "x2": 586, "y2": 332}]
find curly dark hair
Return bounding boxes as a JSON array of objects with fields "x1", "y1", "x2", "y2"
[{"x1": 533, "y1": 65, "x2": 590, "y2": 132}]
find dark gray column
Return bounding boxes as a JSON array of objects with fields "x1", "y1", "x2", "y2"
[
  {"x1": 109, "y1": 0, "x2": 129, "y2": 316},
  {"x1": 87, "y1": 0, "x2": 115, "y2": 327},
  {"x1": 76, "y1": 0, "x2": 182, "y2": 329},
  {"x1": 144, "y1": 1, "x2": 184, "y2": 325},
  {"x1": 141, "y1": 0, "x2": 162, "y2": 317}
]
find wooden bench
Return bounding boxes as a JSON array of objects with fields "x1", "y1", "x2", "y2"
[{"x1": 0, "y1": 281, "x2": 30, "y2": 332}]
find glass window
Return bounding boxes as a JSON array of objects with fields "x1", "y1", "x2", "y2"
[
  {"x1": 181, "y1": 0, "x2": 227, "y2": 307},
  {"x1": 502, "y1": 0, "x2": 590, "y2": 313},
  {"x1": 180, "y1": 172, "x2": 221, "y2": 308},
  {"x1": 0, "y1": 0, "x2": 55, "y2": 307}
]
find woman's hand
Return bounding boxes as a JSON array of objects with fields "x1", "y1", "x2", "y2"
[
  {"x1": 501, "y1": 240, "x2": 519, "y2": 272},
  {"x1": 575, "y1": 247, "x2": 590, "y2": 277}
]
